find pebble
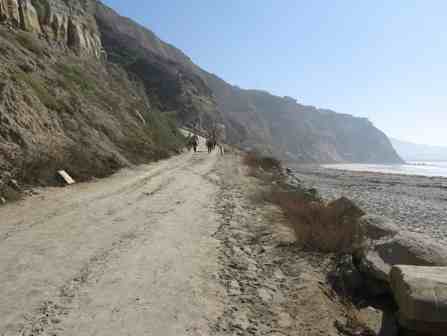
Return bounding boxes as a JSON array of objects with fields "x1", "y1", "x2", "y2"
[
  {"x1": 277, "y1": 312, "x2": 293, "y2": 328},
  {"x1": 257, "y1": 288, "x2": 273, "y2": 302},
  {"x1": 229, "y1": 280, "x2": 241, "y2": 296}
]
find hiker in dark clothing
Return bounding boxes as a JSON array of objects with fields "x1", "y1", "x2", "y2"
[
  {"x1": 191, "y1": 134, "x2": 199, "y2": 152},
  {"x1": 206, "y1": 138, "x2": 216, "y2": 153}
]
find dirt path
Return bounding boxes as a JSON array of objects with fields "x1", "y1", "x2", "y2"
[
  {"x1": 0, "y1": 141, "x2": 359, "y2": 336},
  {"x1": 0, "y1": 140, "x2": 224, "y2": 336}
]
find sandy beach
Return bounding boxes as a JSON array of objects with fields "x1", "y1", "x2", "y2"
[{"x1": 290, "y1": 165, "x2": 447, "y2": 245}]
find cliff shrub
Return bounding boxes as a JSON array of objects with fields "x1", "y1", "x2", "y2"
[
  {"x1": 15, "y1": 72, "x2": 64, "y2": 111},
  {"x1": 15, "y1": 32, "x2": 45, "y2": 56},
  {"x1": 56, "y1": 63, "x2": 97, "y2": 95},
  {"x1": 31, "y1": 0, "x2": 50, "y2": 22}
]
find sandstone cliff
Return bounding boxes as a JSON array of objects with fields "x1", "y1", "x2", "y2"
[
  {"x1": 0, "y1": 0, "x2": 102, "y2": 57},
  {"x1": 0, "y1": 0, "x2": 185, "y2": 190}
]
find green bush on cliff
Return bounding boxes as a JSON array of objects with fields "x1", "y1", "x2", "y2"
[
  {"x1": 31, "y1": 0, "x2": 50, "y2": 23},
  {"x1": 15, "y1": 32, "x2": 45, "y2": 56},
  {"x1": 56, "y1": 63, "x2": 97, "y2": 95},
  {"x1": 145, "y1": 111, "x2": 184, "y2": 149},
  {"x1": 15, "y1": 71, "x2": 64, "y2": 111}
]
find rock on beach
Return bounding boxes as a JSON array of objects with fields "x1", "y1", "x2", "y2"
[
  {"x1": 390, "y1": 265, "x2": 447, "y2": 336},
  {"x1": 355, "y1": 214, "x2": 447, "y2": 294}
]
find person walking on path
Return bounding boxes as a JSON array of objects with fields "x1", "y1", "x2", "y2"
[{"x1": 191, "y1": 134, "x2": 199, "y2": 153}]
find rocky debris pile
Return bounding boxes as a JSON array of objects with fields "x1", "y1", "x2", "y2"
[
  {"x1": 390, "y1": 265, "x2": 447, "y2": 335},
  {"x1": 212, "y1": 158, "x2": 377, "y2": 336},
  {"x1": 355, "y1": 214, "x2": 447, "y2": 294},
  {"x1": 332, "y1": 212, "x2": 447, "y2": 335}
]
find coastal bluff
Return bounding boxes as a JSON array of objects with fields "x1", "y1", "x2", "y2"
[{"x1": 1, "y1": 0, "x2": 402, "y2": 193}]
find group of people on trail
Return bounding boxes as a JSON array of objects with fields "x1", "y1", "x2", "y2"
[
  {"x1": 185, "y1": 133, "x2": 224, "y2": 155},
  {"x1": 185, "y1": 123, "x2": 226, "y2": 155},
  {"x1": 206, "y1": 138, "x2": 224, "y2": 155}
]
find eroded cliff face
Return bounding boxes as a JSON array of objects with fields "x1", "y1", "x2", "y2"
[
  {"x1": 95, "y1": 2, "x2": 222, "y2": 129},
  {"x1": 0, "y1": 0, "x2": 186, "y2": 191},
  {"x1": 0, "y1": 0, "x2": 102, "y2": 57}
]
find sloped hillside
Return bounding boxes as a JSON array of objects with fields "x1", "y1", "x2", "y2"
[
  {"x1": 0, "y1": 0, "x2": 185, "y2": 189},
  {"x1": 205, "y1": 74, "x2": 403, "y2": 163},
  {"x1": 95, "y1": 3, "x2": 220, "y2": 129},
  {"x1": 95, "y1": 2, "x2": 402, "y2": 164}
]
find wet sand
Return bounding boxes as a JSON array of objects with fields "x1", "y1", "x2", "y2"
[{"x1": 289, "y1": 165, "x2": 447, "y2": 245}]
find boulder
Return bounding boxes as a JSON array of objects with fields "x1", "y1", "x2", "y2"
[
  {"x1": 355, "y1": 216, "x2": 447, "y2": 295},
  {"x1": 327, "y1": 196, "x2": 365, "y2": 219},
  {"x1": 376, "y1": 232, "x2": 447, "y2": 267},
  {"x1": 358, "y1": 214, "x2": 399, "y2": 240},
  {"x1": 390, "y1": 265, "x2": 447, "y2": 335},
  {"x1": 357, "y1": 306, "x2": 399, "y2": 336}
]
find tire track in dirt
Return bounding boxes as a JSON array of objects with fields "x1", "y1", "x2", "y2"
[
  {"x1": 0, "y1": 154, "x2": 194, "y2": 243},
  {"x1": 13, "y1": 169, "x2": 193, "y2": 335},
  {"x1": 1, "y1": 142, "x2": 222, "y2": 336}
]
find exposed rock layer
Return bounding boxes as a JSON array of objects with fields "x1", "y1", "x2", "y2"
[{"x1": 0, "y1": 0, "x2": 101, "y2": 57}]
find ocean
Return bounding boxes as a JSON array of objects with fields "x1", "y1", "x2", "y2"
[{"x1": 322, "y1": 161, "x2": 447, "y2": 178}]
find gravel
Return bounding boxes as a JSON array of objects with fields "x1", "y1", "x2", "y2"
[{"x1": 288, "y1": 166, "x2": 447, "y2": 245}]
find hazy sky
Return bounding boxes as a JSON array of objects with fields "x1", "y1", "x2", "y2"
[{"x1": 102, "y1": 0, "x2": 446, "y2": 146}]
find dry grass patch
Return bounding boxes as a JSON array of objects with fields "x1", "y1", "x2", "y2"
[
  {"x1": 242, "y1": 151, "x2": 365, "y2": 253},
  {"x1": 243, "y1": 151, "x2": 284, "y2": 185},
  {"x1": 268, "y1": 190, "x2": 364, "y2": 253}
]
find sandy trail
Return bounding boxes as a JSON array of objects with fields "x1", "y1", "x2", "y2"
[{"x1": 0, "y1": 140, "x2": 223, "y2": 336}]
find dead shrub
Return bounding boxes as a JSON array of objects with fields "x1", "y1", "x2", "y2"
[
  {"x1": 243, "y1": 152, "x2": 282, "y2": 172},
  {"x1": 268, "y1": 190, "x2": 364, "y2": 253},
  {"x1": 243, "y1": 152, "x2": 284, "y2": 184}
]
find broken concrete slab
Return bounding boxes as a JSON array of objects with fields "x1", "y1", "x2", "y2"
[{"x1": 57, "y1": 170, "x2": 75, "y2": 185}]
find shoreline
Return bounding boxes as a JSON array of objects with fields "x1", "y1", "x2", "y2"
[
  {"x1": 322, "y1": 162, "x2": 447, "y2": 179},
  {"x1": 289, "y1": 165, "x2": 447, "y2": 245}
]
